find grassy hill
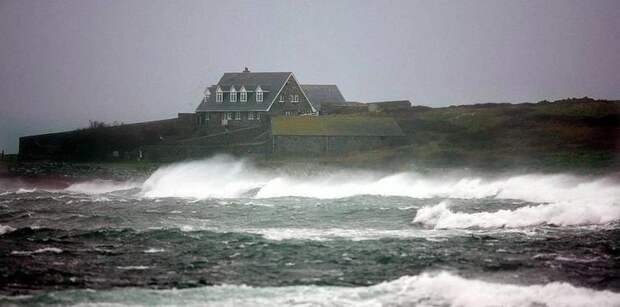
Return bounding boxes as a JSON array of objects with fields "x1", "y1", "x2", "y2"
[{"x1": 297, "y1": 97, "x2": 619, "y2": 173}]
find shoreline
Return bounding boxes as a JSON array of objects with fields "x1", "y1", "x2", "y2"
[{"x1": 3, "y1": 155, "x2": 619, "y2": 187}]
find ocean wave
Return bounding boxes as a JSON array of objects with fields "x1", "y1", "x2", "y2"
[
  {"x1": 413, "y1": 200, "x2": 620, "y2": 229},
  {"x1": 10, "y1": 247, "x2": 63, "y2": 256},
  {"x1": 137, "y1": 156, "x2": 620, "y2": 203},
  {"x1": 140, "y1": 156, "x2": 268, "y2": 199},
  {"x1": 65, "y1": 180, "x2": 141, "y2": 195},
  {"x1": 10, "y1": 271, "x2": 620, "y2": 307},
  {"x1": 0, "y1": 224, "x2": 15, "y2": 235},
  {"x1": 243, "y1": 227, "x2": 459, "y2": 241}
]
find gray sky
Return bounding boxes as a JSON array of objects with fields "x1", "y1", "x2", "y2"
[{"x1": 1, "y1": 0, "x2": 619, "y2": 153}]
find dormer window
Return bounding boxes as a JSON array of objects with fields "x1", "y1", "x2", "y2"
[
  {"x1": 256, "y1": 86, "x2": 263, "y2": 102},
  {"x1": 229, "y1": 86, "x2": 237, "y2": 102},
  {"x1": 240, "y1": 86, "x2": 247, "y2": 102},
  {"x1": 215, "y1": 86, "x2": 223, "y2": 103}
]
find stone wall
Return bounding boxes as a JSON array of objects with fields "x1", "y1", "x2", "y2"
[
  {"x1": 272, "y1": 135, "x2": 404, "y2": 155},
  {"x1": 143, "y1": 142, "x2": 269, "y2": 162},
  {"x1": 19, "y1": 116, "x2": 196, "y2": 161}
]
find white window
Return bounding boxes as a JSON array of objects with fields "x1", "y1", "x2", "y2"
[
  {"x1": 240, "y1": 86, "x2": 247, "y2": 102},
  {"x1": 279, "y1": 95, "x2": 284, "y2": 103},
  {"x1": 256, "y1": 86, "x2": 263, "y2": 102},
  {"x1": 216, "y1": 87, "x2": 223, "y2": 102},
  {"x1": 235, "y1": 112, "x2": 241, "y2": 120},
  {"x1": 248, "y1": 112, "x2": 255, "y2": 120},
  {"x1": 225, "y1": 112, "x2": 233, "y2": 120},
  {"x1": 293, "y1": 94, "x2": 299, "y2": 103},
  {"x1": 229, "y1": 86, "x2": 237, "y2": 102}
]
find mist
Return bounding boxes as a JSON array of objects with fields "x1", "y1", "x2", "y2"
[{"x1": 2, "y1": 0, "x2": 620, "y2": 153}]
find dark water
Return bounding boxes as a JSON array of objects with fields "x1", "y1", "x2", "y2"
[{"x1": 1, "y1": 157, "x2": 619, "y2": 306}]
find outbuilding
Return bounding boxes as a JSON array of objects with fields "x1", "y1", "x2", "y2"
[{"x1": 271, "y1": 115, "x2": 405, "y2": 155}]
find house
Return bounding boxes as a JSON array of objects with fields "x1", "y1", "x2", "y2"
[{"x1": 195, "y1": 68, "x2": 346, "y2": 130}]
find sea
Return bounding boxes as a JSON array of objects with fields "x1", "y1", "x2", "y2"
[{"x1": 0, "y1": 156, "x2": 619, "y2": 306}]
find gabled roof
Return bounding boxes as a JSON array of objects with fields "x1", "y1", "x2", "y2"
[
  {"x1": 271, "y1": 115, "x2": 405, "y2": 136},
  {"x1": 196, "y1": 72, "x2": 292, "y2": 112},
  {"x1": 301, "y1": 84, "x2": 345, "y2": 111}
]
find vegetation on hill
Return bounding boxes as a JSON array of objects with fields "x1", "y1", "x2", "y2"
[{"x1": 358, "y1": 97, "x2": 619, "y2": 172}]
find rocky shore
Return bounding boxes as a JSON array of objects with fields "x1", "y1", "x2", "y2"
[{"x1": 1, "y1": 161, "x2": 159, "y2": 190}]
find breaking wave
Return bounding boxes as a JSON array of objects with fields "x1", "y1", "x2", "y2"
[
  {"x1": 141, "y1": 156, "x2": 268, "y2": 199},
  {"x1": 138, "y1": 156, "x2": 619, "y2": 201},
  {"x1": 65, "y1": 180, "x2": 140, "y2": 194},
  {"x1": 135, "y1": 156, "x2": 620, "y2": 228},
  {"x1": 10, "y1": 271, "x2": 620, "y2": 307},
  {"x1": 413, "y1": 200, "x2": 620, "y2": 229}
]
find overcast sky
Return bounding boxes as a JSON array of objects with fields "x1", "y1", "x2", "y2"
[{"x1": 1, "y1": 0, "x2": 619, "y2": 153}]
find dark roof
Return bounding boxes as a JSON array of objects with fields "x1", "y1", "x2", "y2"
[
  {"x1": 196, "y1": 72, "x2": 292, "y2": 112},
  {"x1": 271, "y1": 115, "x2": 405, "y2": 136},
  {"x1": 301, "y1": 85, "x2": 345, "y2": 111}
]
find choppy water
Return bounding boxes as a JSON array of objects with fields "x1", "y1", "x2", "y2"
[{"x1": 1, "y1": 156, "x2": 619, "y2": 306}]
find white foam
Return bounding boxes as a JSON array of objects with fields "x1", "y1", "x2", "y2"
[
  {"x1": 137, "y1": 157, "x2": 620, "y2": 228},
  {"x1": 116, "y1": 266, "x2": 150, "y2": 270},
  {"x1": 244, "y1": 227, "x2": 460, "y2": 241},
  {"x1": 143, "y1": 248, "x2": 165, "y2": 253},
  {"x1": 66, "y1": 180, "x2": 140, "y2": 194},
  {"x1": 139, "y1": 156, "x2": 619, "y2": 202},
  {"x1": 11, "y1": 247, "x2": 63, "y2": 255},
  {"x1": 0, "y1": 224, "x2": 15, "y2": 235},
  {"x1": 413, "y1": 200, "x2": 620, "y2": 229},
  {"x1": 140, "y1": 156, "x2": 268, "y2": 199},
  {"x1": 50, "y1": 271, "x2": 620, "y2": 307},
  {"x1": 16, "y1": 188, "x2": 36, "y2": 194}
]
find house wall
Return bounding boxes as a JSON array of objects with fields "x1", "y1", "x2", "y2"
[
  {"x1": 197, "y1": 111, "x2": 268, "y2": 131},
  {"x1": 268, "y1": 77, "x2": 314, "y2": 116}
]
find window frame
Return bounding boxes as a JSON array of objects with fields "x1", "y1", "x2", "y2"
[
  {"x1": 216, "y1": 87, "x2": 223, "y2": 103},
  {"x1": 225, "y1": 112, "x2": 233, "y2": 120},
  {"x1": 230, "y1": 86, "x2": 237, "y2": 102},
  {"x1": 235, "y1": 112, "x2": 241, "y2": 120},
  {"x1": 240, "y1": 87, "x2": 247, "y2": 103},
  {"x1": 256, "y1": 86, "x2": 263, "y2": 103}
]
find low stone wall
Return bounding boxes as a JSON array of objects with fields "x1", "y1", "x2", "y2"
[
  {"x1": 19, "y1": 117, "x2": 195, "y2": 161},
  {"x1": 272, "y1": 135, "x2": 404, "y2": 155},
  {"x1": 143, "y1": 142, "x2": 269, "y2": 161}
]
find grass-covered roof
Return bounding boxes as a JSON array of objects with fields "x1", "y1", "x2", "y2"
[{"x1": 271, "y1": 115, "x2": 404, "y2": 136}]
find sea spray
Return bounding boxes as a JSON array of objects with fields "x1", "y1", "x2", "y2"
[
  {"x1": 413, "y1": 200, "x2": 620, "y2": 228},
  {"x1": 137, "y1": 156, "x2": 619, "y2": 199},
  {"x1": 140, "y1": 155, "x2": 270, "y2": 199},
  {"x1": 66, "y1": 179, "x2": 141, "y2": 194}
]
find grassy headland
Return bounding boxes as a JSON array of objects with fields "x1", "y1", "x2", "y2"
[{"x1": 264, "y1": 97, "x2": 619, "y2": 174}]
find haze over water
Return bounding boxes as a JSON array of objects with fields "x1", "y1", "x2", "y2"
[{"x1": 1, "y1": 156, "x2": 619, "y2": 306}]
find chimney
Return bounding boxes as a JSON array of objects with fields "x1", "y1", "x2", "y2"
[{"x1": 243, "y1": 67, "x2": 250, "y2": 73}]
